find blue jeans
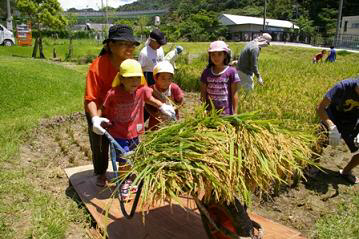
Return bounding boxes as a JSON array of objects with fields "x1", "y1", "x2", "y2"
[{"x1": 115, "y1": 137, "x2": 139, "y2": 163}]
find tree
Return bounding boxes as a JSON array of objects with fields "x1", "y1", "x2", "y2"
[{"x1": 15, "y1": 0, "x2": 67, "y2": 58}]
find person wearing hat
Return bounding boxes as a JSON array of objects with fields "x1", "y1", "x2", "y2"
[
  {"x1": 200, "y1": 40, "x2": 240, "y2": 115},
  {"x1": 96, "y1": 59, "x2": 176, "y2": 197},
  {"x1": 236, "y1": 33, "x2": 272, "y2": 92},
  {"x1": 316, "y1": 77, "x2": 359, "y2": 184},
  {"x1": 138, "y1": 29, "x2": 167, "y2": 86},
  {"x1": 84, "y1": 24, "x2": 140, "y2": 187},
  {"x1": 164, "y1": 45, "x2": 184, "y2": 69},
  {"x1": 146, "y1": 60, "x2": 184, "y2": 130}
]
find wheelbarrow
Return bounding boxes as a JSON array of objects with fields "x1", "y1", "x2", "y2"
[{"x1": 104, "y1": 130, "x2": 263, "y2": 239}]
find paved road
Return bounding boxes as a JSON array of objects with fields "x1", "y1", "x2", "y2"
[{"x1": 269, "y1": 41, "x2": 359, "y2": 53}]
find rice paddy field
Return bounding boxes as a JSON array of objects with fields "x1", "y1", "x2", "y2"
[{"x1": 0, "y1": 39, "x2": 358, "y2": 238}]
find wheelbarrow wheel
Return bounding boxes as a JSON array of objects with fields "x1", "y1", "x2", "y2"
[{"x1": 195, "y1": 197, "x2": 263, "y2": 239}]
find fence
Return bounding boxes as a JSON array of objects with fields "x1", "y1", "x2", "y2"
[
  {"x1": 231, "y1": 31, "x2": 359, "y2": 50},
  {"x1": 231, "y1": 31, "x2": 312, "y2": 44}
]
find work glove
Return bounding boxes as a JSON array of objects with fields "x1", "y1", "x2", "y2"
[
  {"x1": 328, "y1": 125, "x2": 341, "y2": 146},
  {"x1": 159, "y1": 104, "x2": 176, "y2": 120},
  {"x1": 354, "y1": 132, "x2": 359, "y2": 147},
  {"x1": 257, "y1": 76, "x2": 264, "y2": 86},
  {"x1": 91, "y1": 116, "x2": 109, "y2": 135}
]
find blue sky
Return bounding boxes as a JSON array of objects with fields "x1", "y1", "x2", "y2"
[{"x1": 58, "y1": 0, "x2": 137, "y2": 11}]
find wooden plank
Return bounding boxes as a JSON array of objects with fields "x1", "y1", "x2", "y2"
[{"x1": 65, "y1": 164, "x2": 306, "y2": 239}]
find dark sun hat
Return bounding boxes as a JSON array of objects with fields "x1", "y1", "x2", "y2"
[
  {"x1": 103, "y1": 24, "x2": 140, "y2": 46},
  {"x1": 150, "y1": 29, "x2": 167, "y2": 46}
]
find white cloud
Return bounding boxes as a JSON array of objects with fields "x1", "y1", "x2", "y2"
[{"x1": 58, "y1": 0, "x2": 137, "y2": 11}]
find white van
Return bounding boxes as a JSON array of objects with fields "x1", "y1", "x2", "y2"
[{"x1": 0, "y1": 24, "x2": 15, "y2": 46}]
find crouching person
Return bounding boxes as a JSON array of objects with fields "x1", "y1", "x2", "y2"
[
  {"x1": 95, "y1": 59, "x2": 176, "y2": 199},
  {"x1": 316, "y1": 77, "x2": 359, "y2": 184}
]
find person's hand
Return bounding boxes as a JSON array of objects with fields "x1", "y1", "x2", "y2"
[
  {"x1": 328, "y1": 125, "x2": 341, "y2": 146},
  {"x1": 159, "y1": 104, "x2": 176, "y2": 120},
  {"x1": 258, "y1": 76, "x2": 264, "y2": 85},
  {"x1": 354, "y1": 132, "x2": 359, "y2": 147},
  {"x1": 91, "y1": 116, "x2": 110, "y2": 135},
  {"x1": 229, "y1": 60, "x2": 238, "y2": 66}
]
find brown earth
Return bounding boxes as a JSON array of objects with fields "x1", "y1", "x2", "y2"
[{"x1": 16, "y1": 92, "x2": 358, "y2": 238}]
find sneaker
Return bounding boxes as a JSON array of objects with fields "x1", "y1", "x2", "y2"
[
  {"x1": 126, "y1": 179, "x2": 138, "y2": 193},
  {"x1": 120, "y1": 180, "x2": 130, "y2": 201}
]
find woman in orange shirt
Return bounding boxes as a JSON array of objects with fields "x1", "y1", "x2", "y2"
[{"x1": 84, "y1": 24, "x2": 140, "y2": 187}]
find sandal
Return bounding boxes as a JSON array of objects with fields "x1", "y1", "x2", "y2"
[
  {"x1": 96, "y1": 174, "x2": 107, "y2": 187},
  {"x1": 339, "y1": 170, "x2": 359, "y2": 184}
]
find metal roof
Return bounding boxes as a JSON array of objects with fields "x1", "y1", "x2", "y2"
[{"x1": 219, "y1": 14, "x2": 299, "y2": 29}]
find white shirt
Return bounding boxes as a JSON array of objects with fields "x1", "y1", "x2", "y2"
[{"x1": 138, "y1": 45, "x2": 164, "y2": 72}]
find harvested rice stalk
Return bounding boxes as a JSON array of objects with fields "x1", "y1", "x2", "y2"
[{"x1": 124, "y1": 106, "x2": 316, "y2": 209}]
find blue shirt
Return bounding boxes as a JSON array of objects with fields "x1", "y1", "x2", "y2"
[
  {"x1": 325, "y1": 78, "x2": 359, "y2": 120},
  {"x1": 326, "y1": 49, "x2": 336, "y2": 62}
]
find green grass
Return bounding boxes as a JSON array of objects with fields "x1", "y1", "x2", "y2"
[
  {"x1": 313, "y1": 191, "x2": 359, "y2": 239},
  {"x1": 0, "y1": 55, "x2": 87, "y2": 238},
  {"x1": 0, "y1": 40, "x2": 358, "y2": 238}
]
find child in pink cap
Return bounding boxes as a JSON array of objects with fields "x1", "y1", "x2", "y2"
[{"x1": 200, "y1": 40, "x2": 240, "y2": 115}]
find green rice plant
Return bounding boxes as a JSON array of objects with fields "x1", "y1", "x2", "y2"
[{"x1": 124, "y1": 106, "x2": 316, "y2": 211}]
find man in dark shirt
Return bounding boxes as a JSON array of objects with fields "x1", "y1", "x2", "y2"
[{"x1": 317, "y1": 77, "x2": 359, "y2": 184}]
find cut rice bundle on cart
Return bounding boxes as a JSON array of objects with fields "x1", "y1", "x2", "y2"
[{"x1": 125, "y1": 107, "x2": 316, "y2": 209}]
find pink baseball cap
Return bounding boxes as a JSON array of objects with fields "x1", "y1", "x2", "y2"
[{"x1": 208, "y1": 41, "x2": 230, "y2": 53}]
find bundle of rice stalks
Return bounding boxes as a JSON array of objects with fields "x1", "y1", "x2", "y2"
[{"x1": 125, "y1": 107, "x2": 316, "y2": 208}]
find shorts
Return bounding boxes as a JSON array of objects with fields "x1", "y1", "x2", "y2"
[
  {"x1": 238, "y1": 70, "x2": 254, "y2": 92},
  {"x1": 326, "y1": 108, "x2": 359, "y2": 153},
  {"x1": 115, "y1": 137, "x2": 139, "y2": 163}
]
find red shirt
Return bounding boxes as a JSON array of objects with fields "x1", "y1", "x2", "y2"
[
  {"x1": 148, "y1": 83, "x2": 184, "y2": 129},
  {"x1": 84, "y1": 54, "x2": 118, "y2": 111},
  {"x1": 315, "y1": 53, "x2": 324, "y2": 61},
  {"x1": 102, "y1": 85, "x2": 153, "y2": 139}
]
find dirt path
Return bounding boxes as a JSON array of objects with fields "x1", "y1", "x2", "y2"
[{"x1": 17, "y1": 92, "x2": 358, "y2": 238}]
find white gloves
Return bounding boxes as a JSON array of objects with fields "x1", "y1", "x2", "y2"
[
  {"x1": 354, "y1": 133, "x2": 359, "y2": 147},
  {"x1": 328, "y1": 125, "x2": 341, "y2": 146},
  {"x1": 159, "y1": 104, "x2": 176, "y2": 120},
  {"x1": 258, "y1": 76, "x2": 264, "y2": 85},
  {"x1": 91, "y1": 116, "x2": 109, "y2": 135}
]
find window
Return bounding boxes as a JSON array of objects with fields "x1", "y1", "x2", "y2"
[
  {"x1": 352, "y1": 23, "x2": 359, "y2": 29},
  {"x1": 344, "y1": 21, "x2": 348, "y2": 32},
  {"x1": 0, "y1": 25, "x2": 3, "y2": 31}
]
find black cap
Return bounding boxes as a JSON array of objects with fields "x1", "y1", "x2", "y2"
[
  {"x1": 103, "y1": 24, "x2": 140, "y2": 45},
  {"x1": 149, "y1": 29, "x2": 167, "y2": 46}
]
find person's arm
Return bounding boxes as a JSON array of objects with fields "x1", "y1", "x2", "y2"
[
  {"x1": 251, "y1": 48, "x2": 260, "y2": 78},
  {"x1": 231, "y1": 82, "x2": 239, "y2": 114},
  {"x1": 316, "y1": 96, "x2": 335, "y2": 128},
  {"x1": 144, "y1": 87, "x2": 176, "y2": 119},
  {"x1": 146, "y1": 96, "x2": 164, "y2": 108},
  {"x1": 85, "y1": 101, "x2": 99, "y2": 118},
  {"x1": 200, "y1": 82, "x2": 207, "y2": 103}
]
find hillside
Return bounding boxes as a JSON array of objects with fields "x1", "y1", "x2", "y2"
[{"x1": 118, "y1": 0, "x2": 359, "y2": 37}]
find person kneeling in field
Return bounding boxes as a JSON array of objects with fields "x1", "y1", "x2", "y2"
[
  {"x1": 316, "y1": 77, "x2": 359, "y2": 184},
  {"x1": 312, "y1": 49, "x2": 327, "y2": 63},
  {"x1": 95, "y1": 59, "x2": 176, "y2": 199},
  {"x1": 146, "y1": 61, "x2": 184, "y2": 130}
]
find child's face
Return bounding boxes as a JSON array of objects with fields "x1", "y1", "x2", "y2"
[
  {"x1": 121, "y1": 76, "x2": 141, "y2": 93},
  {"x1": 210, "y1": 51, "x2": 226, "y2": 66},
  {"x1": 155, "y1": 72, "x2": 173, "y2": 91}
]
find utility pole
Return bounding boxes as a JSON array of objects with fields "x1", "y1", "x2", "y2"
[
  {"x1": 263, "y1": 0, "x2": 267, "y2": 31},
  {"x1": 105, "y1": 0, "x2": 109, "y2": 25},
  {"x1": 6, "y1": 0, "x2": 13, "y2": 31},
  {"x1": 335, "y1": 0, "x2": 344, "y2": 47}
]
